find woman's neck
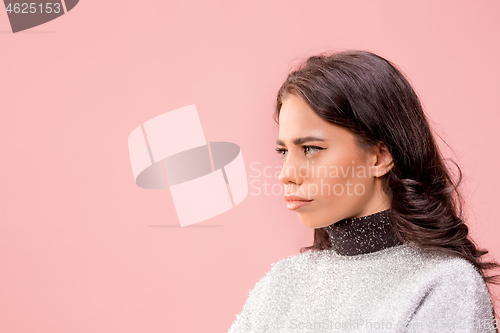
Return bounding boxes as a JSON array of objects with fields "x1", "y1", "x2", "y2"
[{"x1": 323, "y1": 209, "x2": 403, "y2": 256}]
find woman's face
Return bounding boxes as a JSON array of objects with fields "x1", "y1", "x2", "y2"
[{"x1": 276, "y1": 94, "x2": 392, "y2": 228}]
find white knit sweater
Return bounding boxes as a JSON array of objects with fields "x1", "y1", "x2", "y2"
[{"x1": 228, "y1": 244, "x2": 497, "y2": 332}]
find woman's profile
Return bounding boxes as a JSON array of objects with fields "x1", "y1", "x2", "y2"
[{"x1": 228, "y1": 50, "x2": 500, "y2": 332}]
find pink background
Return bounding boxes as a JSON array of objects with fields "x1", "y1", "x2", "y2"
[{"x1": 1, "y1": 1, "x2": 499, "y2": 332}]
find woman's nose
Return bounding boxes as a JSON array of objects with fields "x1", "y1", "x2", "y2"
[{"x1": 279, "y1": 158, "x2": 302, "y2": 186}]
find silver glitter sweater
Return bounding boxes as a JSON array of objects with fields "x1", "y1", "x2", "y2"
[{"x1": 228, "y1": 210, "x2": 497, "y2": 332}]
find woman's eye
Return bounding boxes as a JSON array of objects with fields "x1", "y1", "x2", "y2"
[
  {"x1": 275, "y1": 147, "x2": 287, "y2": 158},
  {"x1": 303, "y1": 145, "x2": 325, "y2": 155},
  {"x1": 303, "y1": 146, "x2": 319, "y2": 154},
  {"x1": 275, "y1": 146, "x2": 324, "y2": 159}
]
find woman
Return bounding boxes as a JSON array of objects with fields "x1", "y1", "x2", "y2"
[{"x1": 228, "y1": 50, "x2": 499, "y2": 332}]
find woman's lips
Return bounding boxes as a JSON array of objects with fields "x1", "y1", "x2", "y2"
[
  {"x1": 284, "y1": 194, "x2": 313, "y2": 211},
  {"x1": 286, "y1": 200, "x2": 313, "y2": 210}
]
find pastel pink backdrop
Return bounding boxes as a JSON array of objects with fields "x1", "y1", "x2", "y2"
[{"x1": 1, "y1": 1, "x2": 499, "y2": 332}]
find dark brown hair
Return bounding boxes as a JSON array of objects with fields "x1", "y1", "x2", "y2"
[{"x1": 274, "y1": 50, "x2": 500, "y2": 319}]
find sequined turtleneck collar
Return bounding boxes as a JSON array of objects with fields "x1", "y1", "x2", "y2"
[{"x1": 323, "y1": 209, "x2": 403, "y2": 256}]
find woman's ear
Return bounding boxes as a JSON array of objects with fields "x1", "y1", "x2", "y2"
[{"x1": 371, "y1": 142, "x2": 394, "y2": 178}]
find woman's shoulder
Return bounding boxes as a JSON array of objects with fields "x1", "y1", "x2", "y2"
[
  {"x1": 383, "y1": 244, "x2": 490, "y2": 297},
  {"x1": 412, "y1": 249, "x2": 486, "y2": 286},
  {"x1": 389, "y1": 243, "x2": 480, "y2": 274},
  {"x1": 268, "y1": 247, "x2": 338, "y2": 271},
  {"x1": 264, "y1": 244, "x2": 485, "y2": 282},
  {"x1": 266, "y1": 250, "x2": 318, "y2": 276},
  {"x1": 268, "y1": 244, "x2": 483, "y2": 283},
  {"x1": 243, "y1": 251, "x2": 319, "y2": 299},
  {"x1": 251, "y1": 250, "x2": 329, "y2": 286}
]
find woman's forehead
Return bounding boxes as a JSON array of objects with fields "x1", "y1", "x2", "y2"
[{"x1": 279, "y1": 96, "x2": 327, "y2": 128}]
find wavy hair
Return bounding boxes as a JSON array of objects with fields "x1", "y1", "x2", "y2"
[{"x1": 274, "y1": 50, "x2": 500, "y2": 319}]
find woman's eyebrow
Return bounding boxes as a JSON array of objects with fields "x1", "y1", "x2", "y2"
[{"x1": 276, "y1": 136, "x2": 326, "y2": 146}]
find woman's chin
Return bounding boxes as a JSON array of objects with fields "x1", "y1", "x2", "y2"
[{"x1": 298, "y1": 218, "x2": 320, "y2": 229}]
